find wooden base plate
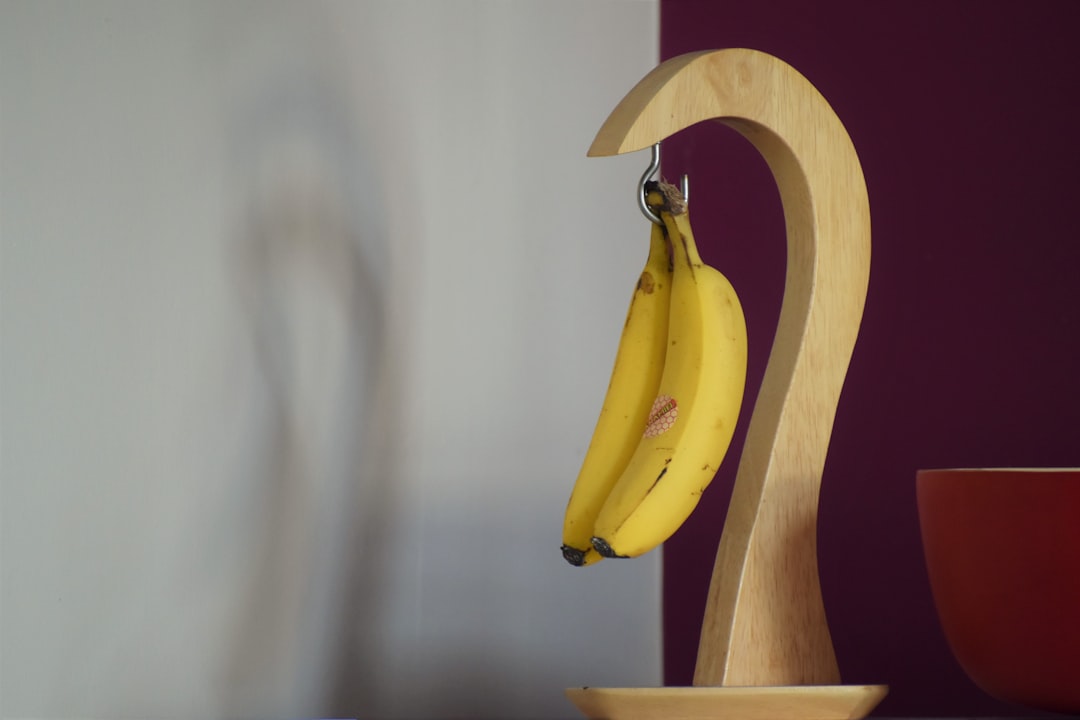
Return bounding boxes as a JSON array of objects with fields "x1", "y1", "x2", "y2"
[{"x1": 565, "y1": 685, "x2": 888, "y2": 720}]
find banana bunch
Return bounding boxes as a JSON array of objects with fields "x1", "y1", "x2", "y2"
[{"x1": 561, "y1": 182, "x2": 748, "y2": 564}]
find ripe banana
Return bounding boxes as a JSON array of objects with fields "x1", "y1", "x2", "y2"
[
  {"x1": 561, "y1": 194, "x2": 673, "y2": 566},
  {"x1": 590, "y1": 187, "x2": 748, "y2": 559}
]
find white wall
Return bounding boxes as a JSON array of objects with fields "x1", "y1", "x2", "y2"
[{"x1": 0, "y1": 2, "x2": 661, "y2": 719}]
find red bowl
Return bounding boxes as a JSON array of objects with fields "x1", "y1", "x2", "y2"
[{"x1": 916, "y1": 468, "x2": 1080, "y2": 714}]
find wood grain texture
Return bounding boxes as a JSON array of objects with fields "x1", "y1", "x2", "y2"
[
  {"x1": 566, "y1": 685, "x2": 888, "y2": 720},
  {"x1": 588, "y1": 49, "x2": 872, "y2": 689}
]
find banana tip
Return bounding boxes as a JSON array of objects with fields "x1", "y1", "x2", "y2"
[
  {"x1": 561, "y1": 545, "x2": 588, "y2": 566},
  {"x1": 590, "y1": 536, "x2": 628, "y2": 559}
]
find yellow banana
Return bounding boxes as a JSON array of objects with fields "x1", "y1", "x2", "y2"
[
  {"x1": 590, "y1": 191, "x2": 748, "y2": 559},
  {"x1": 561, "y1": 197, "x2": 672, "y2": 566}
]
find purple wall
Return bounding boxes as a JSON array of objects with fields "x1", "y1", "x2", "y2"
[{"x1": 657, "y1": 1, "x2": 1080, "y2": 716}]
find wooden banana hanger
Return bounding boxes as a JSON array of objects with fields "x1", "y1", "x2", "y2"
[{"x1": 567, "y1": 49, "x2": 886, "y2": 720}]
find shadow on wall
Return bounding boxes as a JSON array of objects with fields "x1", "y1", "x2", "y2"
[{"x1": 205, "y1": 9, "x2": 397, "y2": 717}]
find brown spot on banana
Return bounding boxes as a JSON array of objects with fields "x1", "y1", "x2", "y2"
[
  {"x1": 680, "y1": 236, "x2": 697, "y2": 280},
  {"x1": 648, "y1": 466, "x2": 668, "y2": 492},
  {"x1": 638, "y1": 270, "x2": 655, "y2": 294}
]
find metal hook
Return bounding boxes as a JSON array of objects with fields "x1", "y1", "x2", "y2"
[
  {"x1": 638, "y1": 142, "x2": 689, "y2": 225},
  {"x1": 638, "y1": 143, "x2": 663, "y2": 225}
]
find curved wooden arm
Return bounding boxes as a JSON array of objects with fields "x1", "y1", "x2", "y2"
[{"x1": 590, "y1": 48, "x2": 871, "y2": 688}]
